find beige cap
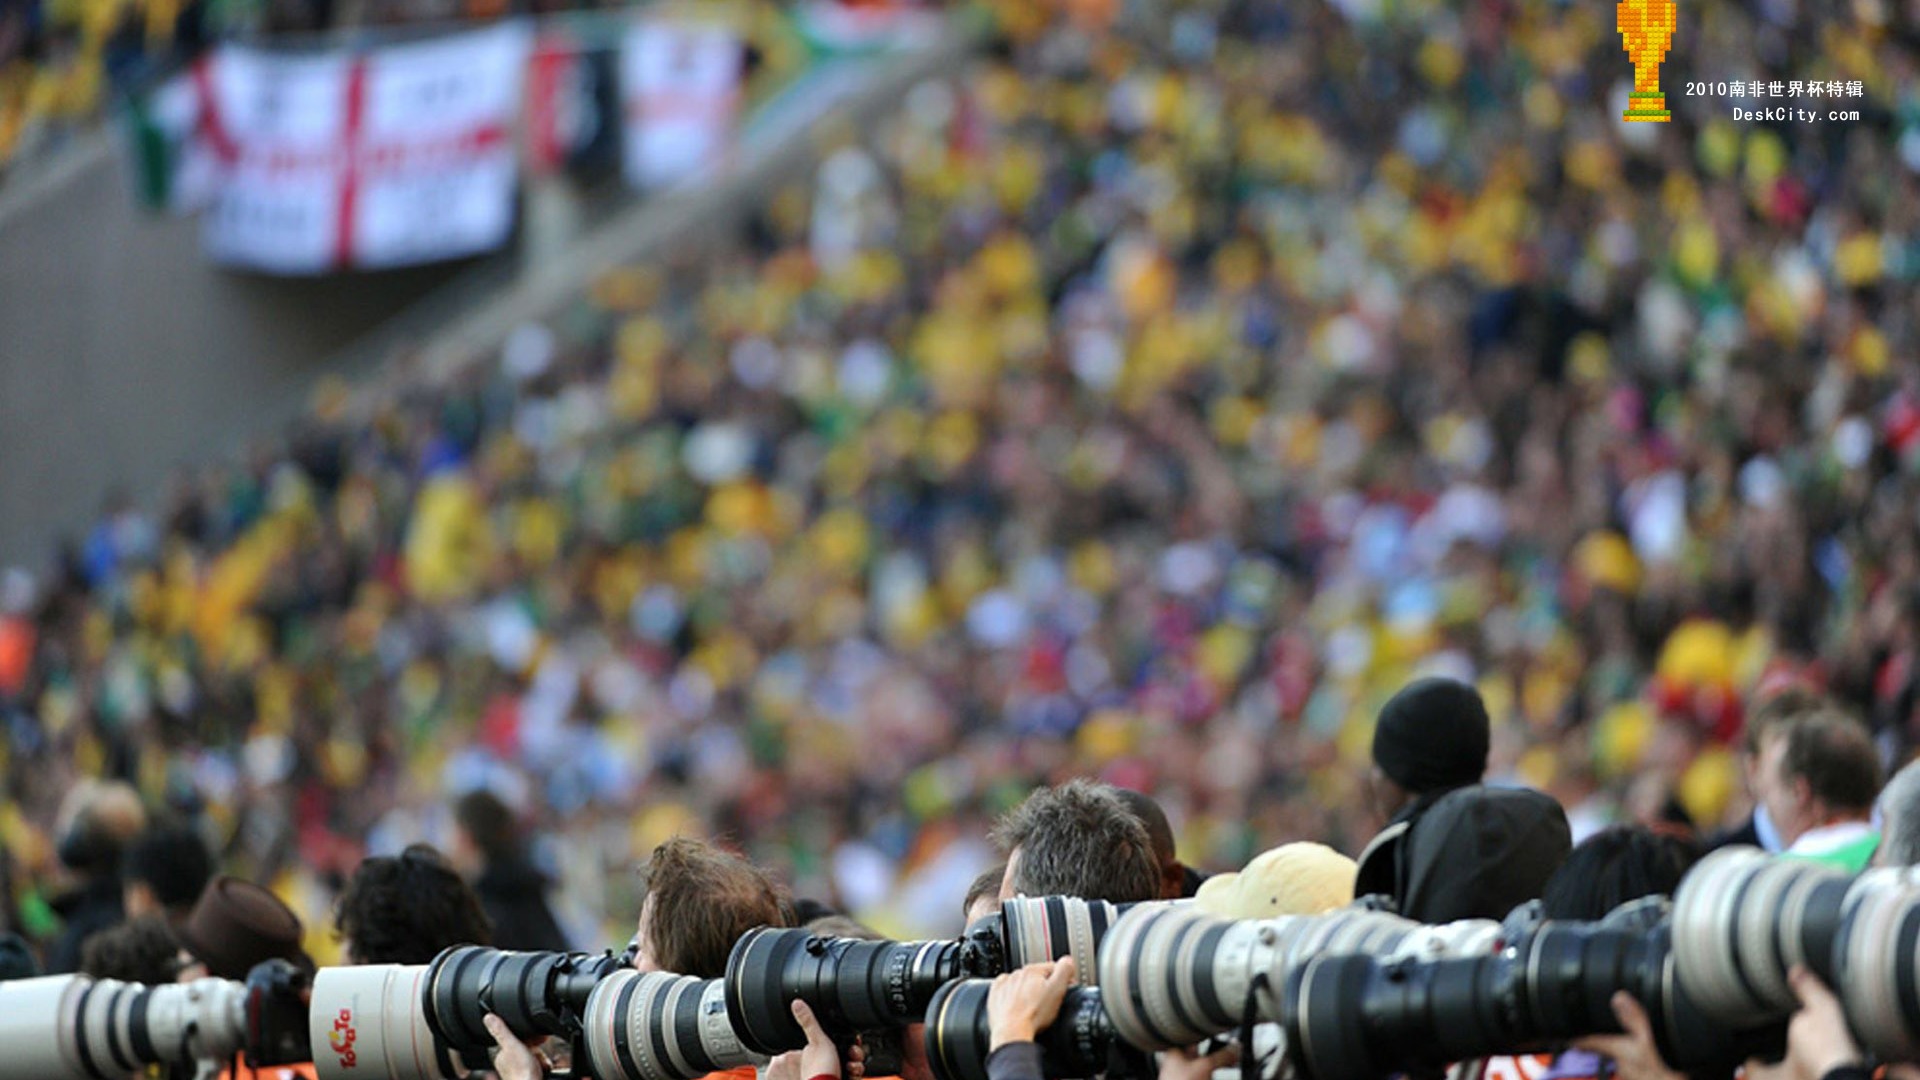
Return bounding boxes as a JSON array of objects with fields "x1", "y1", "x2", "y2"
[{"x1": 1194, "y1": 842, "x2": 1358, "y2": 918}]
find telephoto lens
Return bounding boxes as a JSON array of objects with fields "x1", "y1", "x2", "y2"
[
  {"x1": 1281, "y1": 900, "x2": 1769, "y2": 1080},
  {"x1": 311, "y1": 948, "x2": 624, "y2": 1080},
  {"x1": 723, "y1": 927, "x2": 982, "y2": 1055},
  {"x1": 424, "y1": 946, "x2": 626, "y2": 1061},
  {"x1": 1831, "y1": 865, "x2": 1920, "y2": 1063},
  {"x1": 1097, "y1": 903, "x2": 1497, "y2": 1051},
  {"x1": 580, "y1": 970, "x2": 766, "y2": 1080},
  {"x1": 1671, "y1": 847, "x2": 1853, "y2": 1025},
  {"x1": 0, "y1": 960, "x2": 313, "y2": 1080},
  {"x1": 997, "y1": 897, "x2": 1132, "y2": 984},
  {"x1": 924, "y1": 979, "x2": 1145, "y2": 1080}
]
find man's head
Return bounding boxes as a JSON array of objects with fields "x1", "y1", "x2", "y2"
[
  {"x1": 1113, "y1": 789, "x2": 1185, "y2": 901},
  {"x1": 963, "y1": 864, "x2": 1005, "y2": 926},
  {"x1": 990, "y1": 779, "x2": 1161, "y2": 904},
  {"x1": 451, "y1": 789, "x2": 519, "y2": 874},
  {"x1": 1754, "y1": 702, "x2": 1881, "y2": 849},
  {"x1": 335, "y1": 845, "x2": 493, "y2": 965},
  {"x1": 122, "y1": 821, "x2": 214, "y2": 922},
  {"x1": 56, "y1": 781, "x2": 147, "y2": 880},
  {"x1": 1368, "y1": 678, "x2": 1491, "y2": 820},
  {"x1": 633, "y1": 837, "x2": 788, "y2": 978},
  {"x1": 1743, "y1": 687, "x2": 1823, "y2": 790},
  {"x1": 1873, "y1": 759, "x2": 1920, "y2": 868},
  {"x1": 81, "y1": 915, "x2": 183, "y2": 985}
]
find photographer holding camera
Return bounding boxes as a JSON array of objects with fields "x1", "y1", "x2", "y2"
[{"x1": 487, "y1": 836, "x2": 791, "y2": 1080}]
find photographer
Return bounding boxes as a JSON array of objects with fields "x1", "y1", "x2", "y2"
[
  {"x1": 335, "y1": 844, "x2": 494, "y2": 965},
  {"x1": 488, "y1": 836, "x2": 790, "y2": 1080},
  {"x1": 992, "y1": 780, "x2": 1162, "y2": 905}
]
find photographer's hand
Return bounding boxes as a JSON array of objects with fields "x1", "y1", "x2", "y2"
[
  {"x1": 1160, "y1": 1042, "x2": 1241, "y2": 1080},
  {"x1": 1571, "y1": 992, "x2": 1687, "y2": 1080},
  {"x1": 1744, "y1": 967, "x2": 1863, "y2": 1080},
  {"x1": 987, "y1": 956, "x2": 1077, "y2": 1051},
  {"x1": 483, "y1": 1014, "x2": 547, "y2": 1080},
  {"x1": 768, "y1": 999, "x2": 846, "y2": 1080}
]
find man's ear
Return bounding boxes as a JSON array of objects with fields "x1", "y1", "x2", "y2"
[{"x1": 1161, "y1": 863, "x2": 1185, "y2": 901}]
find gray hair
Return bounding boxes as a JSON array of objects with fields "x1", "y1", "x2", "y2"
[
  {"x1": 1877, "y1": 760, "x2": 1920, "y2": 868},
  {"x1": 991, "y1": 779, "x2": 1162, "y2": 904}
]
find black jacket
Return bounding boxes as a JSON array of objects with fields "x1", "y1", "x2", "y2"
[
  {"x1": 1353, "y1": 784, "x2": 1572, "y2": 924},
  {"x1": 475, "y1": 855, "x2": 570, "y2": 953}
]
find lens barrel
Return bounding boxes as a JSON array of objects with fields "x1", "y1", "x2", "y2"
[
  {"x1": 582, "y1": 970, "x2": 762, "y2": 1080},
  {"x1": 0, "y1": 974, "x2": 258, "y2": 1080},
  {"x1": 925, "y1": 979, "x2": 1116, "y2": 1080},
  {"x1": 724, "y1": 928, "x2": 967, "y2": 1054},
  {"x1": 423, "y1": 946, "x2": 624, "y2": 1058}
]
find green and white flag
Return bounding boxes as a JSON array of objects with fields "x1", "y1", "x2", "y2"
[{"x1": 125, "y1": 65, "x2": 223, "y2": 215}]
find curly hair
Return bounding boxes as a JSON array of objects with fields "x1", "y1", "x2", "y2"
[
  {"x1": 81, "y1": 915, "x2": 183, "y2": 985},
  {"x1": 335, "y1": 844, "x2": 493, "y2": 964}
]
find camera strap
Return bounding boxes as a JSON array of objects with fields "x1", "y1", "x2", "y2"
[{"x1": 1237, "y1": 971, "x2": 1276, "y2": 1080}]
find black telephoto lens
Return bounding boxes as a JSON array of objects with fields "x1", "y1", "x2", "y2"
[
  {"x1": 424, "y1": 946, "x2": 625, "y2": 1057},
  {"x1": 925, "y1": 979, "x2": 1118, "y2": 1080},
  {"x1": 724, "y1": 928, "x2": 968, "y2": 1055}
]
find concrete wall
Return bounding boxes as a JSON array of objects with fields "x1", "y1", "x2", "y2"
[
  {"x1": 0, "y1": 28, "x2": 975, "y2": 570},
  {"x1": 0, "y1": 137, "x2": 485, "y2": 565}
]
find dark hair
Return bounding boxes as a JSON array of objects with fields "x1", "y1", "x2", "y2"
[
  {"x1": 990, "y1": 779, "x2": 1161, "y2": 904},
  {"x1": 453, "y1": 790, "x2": 519, "y2": 862},
  {"x1": 335, "y1": 844, "x2": 493, "y2": 964},
  {"x1": 123, "y1": 821, "x2": 215, "y2": 913},
  {"x1": 804, "y1": 914, "x2": 883, "y2": 941},
  {"x1": 1112, "y1": 789, "x2": 1177, "y2": 867},
  {"x1": 1539, "y1": 826, "x2": 1701, "y2": 921},
  {"x1": 1778, "y1": 707, "x2": 1882, "y2": 814},
  {"x1": 81, "y1": 916, "x2": 184, "y2": 985},
  {"x1": 638, "y1": 837, "x2": 787, "y2": 978},
  {"x1": 1744, "y1": 686, "x2": 1825, "y2": 756},
  {"x1": 963, "y1": 864, "x2": 1005, "y2": 921}
]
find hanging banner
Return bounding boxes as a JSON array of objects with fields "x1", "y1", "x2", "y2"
[
  {"x1": 620, "y1": 20, "x2": 743, "y2": 191},
  {"x1": 191, "y1": 23, "x2": 531, "y2": 274},
  {"x1": 525, "y1": 31, "x2": 620, "y2": 177}
]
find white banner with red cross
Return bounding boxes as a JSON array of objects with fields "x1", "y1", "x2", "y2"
[
  {"x1": 620, "y1": 20, "x2": 743, "y2": 191},
  {"x1": 195, "y1": 24, "x2": 532, "y2": 274}
]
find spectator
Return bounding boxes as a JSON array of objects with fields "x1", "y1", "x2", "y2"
[
  {"x1": 176, "y1": 875, "x2": 312, "y2": 980},
  {"x1": 992, "y1": 780, "x2": 1161, "y2": 905},
  {"x1": 334, "y1": 845, "x2": 492, "y2": 965},
  {"x1": 122, "y1": 819, "x2": 215, "y2": 926},
  {"x1": 1114, "y1": 789, "x2": 1204, "y2": 900},
  {"x1": 452, "y1": 790, "x2": 569, "y2": 953},
  {"x1": 1710, "y1": 688, "x2": 1824, "y2": 853},
  {"x1": 80, "y1": 914, "x2": 182, "y2": 985},
  {"x1": 47, "y1": 781, "x2": 146, "y2": 974},
  {"x1": 1756, "y1": 704, "x2": 1883, "y2": 872},
  {"x1": 1873, "y1": 758, "x2": 1920, "y2": 869}
]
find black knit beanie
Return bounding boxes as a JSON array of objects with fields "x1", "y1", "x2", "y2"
[{"x1": 1372, "y1": 677, "x2": 1492, "y2": 794}]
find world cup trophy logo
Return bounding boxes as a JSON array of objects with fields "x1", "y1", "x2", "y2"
[{"x1": 1617, "y1": 0, "x2": 1677, "y2": 121}]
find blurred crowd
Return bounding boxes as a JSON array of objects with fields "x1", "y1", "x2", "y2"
[{"x1": 2, "y1": 0, "x2": 1919, "y2": 961}]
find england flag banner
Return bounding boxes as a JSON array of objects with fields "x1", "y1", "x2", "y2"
[
  {"x1": 199, "y1": 24, "x2": 532, "y2": 274},
  {"x1": 621, "y1": 20, "x2": 743, "y2": 191}
]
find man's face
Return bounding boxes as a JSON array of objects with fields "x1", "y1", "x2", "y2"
[
  {"x1": 1755, "y1": 732, "x2": 1809, "y2": 843},
  {"x1": 631, "y1": 896, "x2": 660, "y2": 973}
]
